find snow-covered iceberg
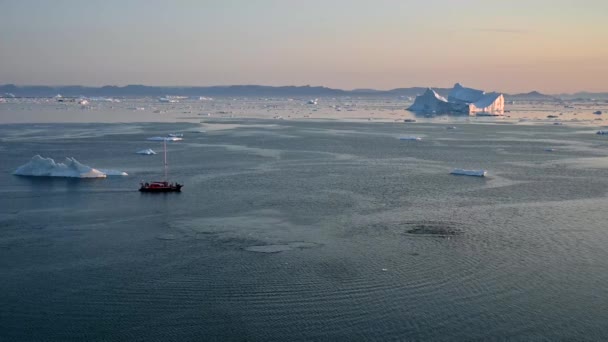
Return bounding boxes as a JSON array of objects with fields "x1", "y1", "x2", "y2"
[
  {"x1": 13, "y1": 155, "x2": 128, "y2": 178},
  {"x1": 136, "y1": 149, "x2": 156, "y2": 155},
  {"x1": 450, "y1": 168, "x2": 487, "y2": 177},
  {"x1": 147, "y1": 136, "x2": 183, "y2": 141}
]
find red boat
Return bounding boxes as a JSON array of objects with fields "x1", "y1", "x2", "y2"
[
  {"x1": 139, "y1": 138, "x2": 183, "y2": 193},
  {"x1": 139, "y1": 181, "x2": 182, "y2": 192}
]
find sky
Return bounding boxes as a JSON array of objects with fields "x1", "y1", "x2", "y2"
[{"x1": 1, "y1": 0, "x2": 607, "y2": 93}]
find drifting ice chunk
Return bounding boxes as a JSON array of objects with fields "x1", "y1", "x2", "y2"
[
  {"x1": 98, "y1": 169, "x2": 129, "y2": 176},
  {"x1": 136, "y1": 149, "x2": 156, "y2": 155},
  {"x1": 597, "y1": 131, "x2": 608, "y2": 135},
  {"x1": 147, "y1": 136, "x2": 183, "y2": 141},
  {"x1": 450, "y1": 168, "x2": 487, "y2": 177},
  {"x1": 13, "y1": 155, "x2": 127, "y2": 178},
  {"x1": 399, "y1": 136, "x2": 422, "y2": 141}
]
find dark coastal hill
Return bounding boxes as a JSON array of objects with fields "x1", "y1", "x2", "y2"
[{"x1": 1, "y1": 84, "x2": 603, "y2": 100}]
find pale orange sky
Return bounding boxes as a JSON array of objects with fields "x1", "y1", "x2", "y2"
[{"x1": 1, "y1": 0, "x2": 607, "y2": 93}]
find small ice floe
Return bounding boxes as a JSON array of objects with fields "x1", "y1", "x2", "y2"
[
  {"x1": 553, "y1": 122, "x2": 564, "y2": 125},
  {"x1": 545, "y1": 148, "x2": 556, "y2": 152},
  {"x1": 158, "y1": 97, "x2": 178, "y2": 103},
  {"x1": 446, "y1": 126, "x2": 457, "y2": 130},
  {"x1": 399, "y1": 136, "x2": 422, "y2": 141},
  {"x1": 13, "y1": 155, "x2": 128, "y2": 178},
  {"x1": 136, "y1": 149, "x2": 156, "y2": 155},
  {"x1": 597, "y1": 130, "x2": 608, "y2": 135},
  {"x1": 307, "y1": 98, "x2": 318, "y2": 105},
  {"x1": 593, "y1": 111, "x2": 602, "y2": 115},
  {"x1": 147, "y1": 136, "x2": 183, "y2": 141},
  {"x1": 168, "y1": 133, "x2": 183, "y2": 137},
  {"x1": 450, "y1": 168, "x2": 487, "y2": 177}
]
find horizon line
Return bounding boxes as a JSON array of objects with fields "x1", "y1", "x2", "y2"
[{"x1": 2, "y1": 83, "x2": 608, "y2": 95}]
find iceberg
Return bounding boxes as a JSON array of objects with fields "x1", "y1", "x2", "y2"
[
  {"x1": 136, "y1": 149, "x2": 156, "y2": 155},
  {"x1": 147, "y1": 136, "x2": 183, "y2": 141},
  {"x1": 450, "y1": 168, "x2": 487, "y2": 177},
  {"x1": 399, "y1": 136, "x2": 422, "y2": 141},
  {"x1": 469, "y1": 92, "x2": 505, "y2": 115},
  {"x1": 407, "y1": 88, "x2": 451, "y2": 113},
  {"x1": 408, "y1": 83, "x2": 505, "y2": 115},
  {"x1": 597, "y1": 131, "x2": 608, "y2": 135},
  {"x1": 13, "y1": 155, "x2": 128, "y2": 178},
  {"x1": 448, "y1": 83, "x2": 484, "y2": 104}
]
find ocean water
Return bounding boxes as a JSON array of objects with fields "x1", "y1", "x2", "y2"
[{"x1": 1, "y1": 101, "x2": 608, "y2": 340}]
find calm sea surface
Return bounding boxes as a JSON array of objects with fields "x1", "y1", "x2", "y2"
[{"x1": 1, "y1": 100, "x2": 608, "y2": 340}]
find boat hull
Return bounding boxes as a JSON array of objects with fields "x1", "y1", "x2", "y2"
[{"x1": 139, "y1": 182, "x2": 182, "y2": 192}]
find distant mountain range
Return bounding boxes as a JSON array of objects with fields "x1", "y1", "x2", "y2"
[{"x1": 1, "y1": 84, "x2": 606, "y2": 100}]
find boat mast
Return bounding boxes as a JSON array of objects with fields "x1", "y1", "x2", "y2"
[{"x1": 163, "y1": 138, "x2": 168, "y2": 181}]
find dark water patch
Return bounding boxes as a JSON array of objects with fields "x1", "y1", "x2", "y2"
[
  {"x1": 244, "y1": 241, "x2": 322, "y2": 254},
  {"x1": 403, "y1": 221, "x2": 464, "y2": 237}
]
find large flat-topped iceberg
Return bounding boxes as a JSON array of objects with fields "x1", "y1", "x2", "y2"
[
  {"x1": 13, "y1": 155, "x2": 128, "y2": 178},
  {"x1": 408, "y1": 83, "x2": 504, "y2": 115}
]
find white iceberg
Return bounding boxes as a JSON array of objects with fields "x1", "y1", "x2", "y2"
[
  {"x1": 399, "y1": 136, "x2": 422, "y2": 141},
  {"x1": 408, "y1": 88, "x2": 450, "y2": 113},
  {"x1": 13, "y1": 155, "x2": 128, "y2": 178},
  {"x1": 450, "y1": 168, "x2": 487, "y2": 177},
  {"x1": 136, "y1": 149, "x2": 156, "y2": 155},
  {"x1": 147, "y1": 136, "x2": 183, "y2": 141},
  {"x1": 597, "y1": 131, "x2": 608, "y2": 135}
]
